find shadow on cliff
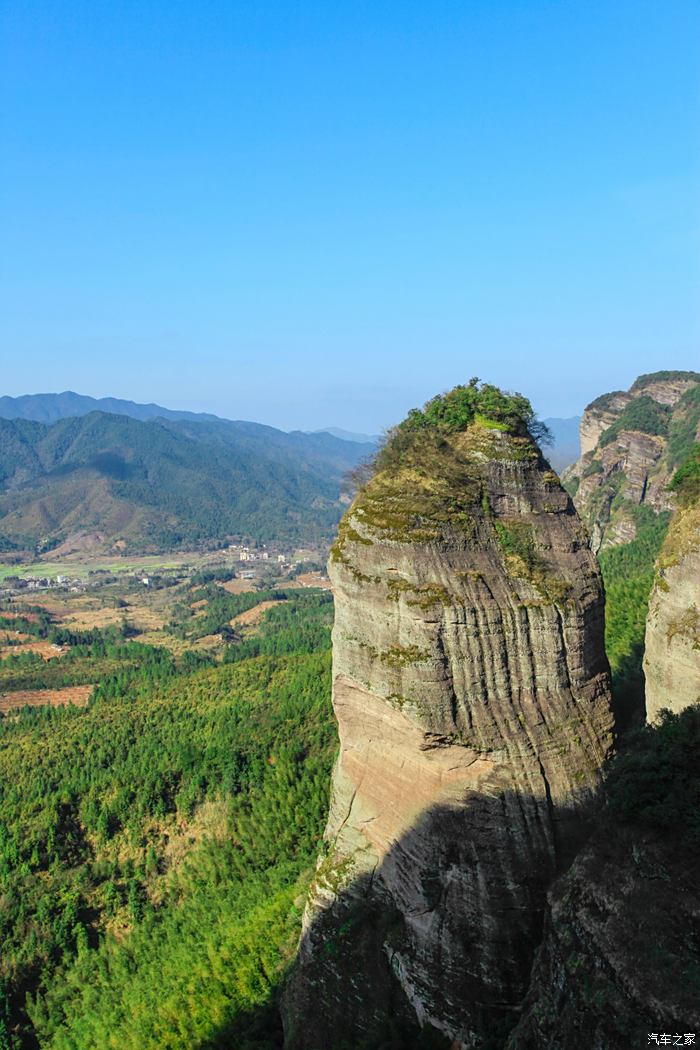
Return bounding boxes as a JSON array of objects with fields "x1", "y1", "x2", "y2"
[
  {"x1": 281, "y1": 786, "x2": 600, "y2": 1050},
  {"x1": 609, "y1": 639, "x2": 647, "y2": 736}
]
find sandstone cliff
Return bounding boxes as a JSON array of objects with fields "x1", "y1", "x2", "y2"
[
  {"x1": 283, "y1": 383, "x2": 615, "y2": 1050},
  {"x1": 644, "y1": 445, "x2": 700, "y2": 720},
  {"x1": 563, "y1": 371, "x2": 700, "y2": 552}
]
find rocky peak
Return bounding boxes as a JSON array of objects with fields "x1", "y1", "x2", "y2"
[
  {"x1": 283, "y1": 383, "x2": 615, "y2": 1050},
  {"x1": 629, "y1": 370, "x2": 700, "y2": 405},
  {"x1": 564, "y1": 371, "x2": 700, "y2": 552}
]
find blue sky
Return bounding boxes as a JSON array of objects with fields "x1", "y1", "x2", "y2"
[{"x1": 1, "y1": 1, "x2": 698, "y2": 432}]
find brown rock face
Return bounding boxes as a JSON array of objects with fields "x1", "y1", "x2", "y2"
[
  {"x1": 644, "y1": 491, "x2": 700, "y2": 720},
  {"x1": 630, "y1": 373, "x2": 700, "y2": 406},
  {"x1": 564, "y1": 372, "x2": 700, "y2": 552},
  {"x1": 283, "y1": 416, "x2": 614, "y2": 1050},
  {"x1": 508, "y1": 823, "x2": 700, "y2": 1050},
  {"x1": 579, "y1": 392, "x2": 631, "y2": 456}
]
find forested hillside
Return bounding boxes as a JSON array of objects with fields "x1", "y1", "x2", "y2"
[
  {"x1": 0, "y1": 412, "x2": 372, "y2": 554},
  {"x1": 0, "y1": 590, "x2": 335, "y2": 1049}
]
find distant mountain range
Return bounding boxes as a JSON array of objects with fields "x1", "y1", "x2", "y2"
[
  {"x1": 0, "y1": 409, "x2": 373, "y2": 557},
  {"x1": 542, "y1": 416, "x2": 581, "y2": 472},
  {"x1": 0, "y1": 392, "x2": 580, "y2": 558},
  {"x1": 313, "y1": 426, "x2": 380, "y2": 445},
  {"x1": 0, "y1": 391, "x2": 225, "y2": 426}
]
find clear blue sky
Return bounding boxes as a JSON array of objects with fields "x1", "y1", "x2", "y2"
[{"x1": 2, "y1": 1, "x2": 698, "y2": 432}]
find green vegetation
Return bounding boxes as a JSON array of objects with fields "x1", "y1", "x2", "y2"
[
  {"x1": 666, "y1": 386, "x2": 700, "y2": 468},
  {"x1": 598, "y1": 395, "x2": 671, "y2": 448},
  {"x1": 0, "y1": 556, "x2": 188, "y2": 581},
  {"x1": 341, "y1": 431, "x2": 485, "y2": 546},
  {"x1": 562, "y1": 475, "x2": 579, "y2": 498},
  {"x1": 588, "y1": 390, "x2": 625, "y2": 412},
  {"x1": 582, "y1": 458, "x2": 603, "y2": 477},
  {"x1": 223, "y1": 592, "x2": 333, "y2": 663},
  {"x1": 658, "y1": 442, "x2": 700, "y2": 568},
  {"x1": 0, "y1": 610, "x2": 184, "y2": 693},
  {"x1": 599, "y1": 507, "x2": 671, "y2": 725},
  {"x1": 0, "y1": 591, "x2": 336, "y2": 1049},
  {"x1": 335, "y1": 382, "x2": 547, "y2": 550},
  {"x1": 493, "y1": 520, "x2": 570, "y2": 602},
  {"x1": 494, "y1": 521, "x2": 540, "y2": 575},
  {"x1": 0, "y1": 412, "x2": 367, "y2": 554},
  {"x1": 605, "y1": 705, "x2": 700, "y2": 850},
  {"x1": 669, "y1": 442, "x2": 700, "y2": 506},
  {"x1": 166, "y1": 586, "x2": 289, "y2": 642},
  {"x1": 374, "y1": 379, "x2": 549, "y2": 474},
  {"x1": 0, "y1": 635, "x2": 175, "y2": 693}
]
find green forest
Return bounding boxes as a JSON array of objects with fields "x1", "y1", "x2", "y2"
[
  {"x1": 0, "y1": 592, "x2": 336, "y2": 1050},
  {"x1": 0, "y1": 412, "x2": 369, "y2": 554},
  {"x1": 598, "y1": 506, "x2": 670, "y2": 728}
]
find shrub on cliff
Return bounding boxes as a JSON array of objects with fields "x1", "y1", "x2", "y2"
[
  {"x1": 669, "y1": 443, "x2": 700, "y2": 506},
  {"x1": 631, "y1": 369, "x2": 700, "y2": 391},
  {"x1": 667, "y1": 386, "x2": 700, "y2": 467},
  {"x1": 403, "y1": 379, "x2": 548, "y2": 439},
  {"x1": 371, "y1": 380, "x2": 550, "y2": 477}
]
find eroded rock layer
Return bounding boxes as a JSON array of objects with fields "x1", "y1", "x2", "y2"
[{"x1": 283, "y1": 409, "x2": 614, "y2": 1050}]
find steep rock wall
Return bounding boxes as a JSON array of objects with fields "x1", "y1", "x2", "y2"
[
  {"x1": 508, "y1": 823, "x2": 700, "y2": 1050},
  {"x1": 508, "y1": 698, "x2": 700, "y2": 1050},
  {"x1": 283, "y1": 417, "x2": 614, "y2": 1050},
  {"x1": 644, "y1": 477, "x2": 700, "y2": 720},
  {"x1": 564, "y1": 373, "x2": 700, "y2": 552},
  {"x1": 579, "y1": 392, "x2": 631, "y2": 456}
]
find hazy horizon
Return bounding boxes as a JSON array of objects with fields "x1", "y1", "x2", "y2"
[{"x1": 0, "y1": 384, "x2": 599, "y2": 436}]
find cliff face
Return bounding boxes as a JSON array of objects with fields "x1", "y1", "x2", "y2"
[
  {"x1": 563, "y1": 372, "x2": 700, "y2": 552},
  {"x1": 508, "y1": 822, "x2": 700, "y2": 1050},
  {"x1": 579, "y1": 391, "x2": 631, "y2": 456},
  {"x1": 644, "y1": 451, "x2": 700, "y2": 720},
  {"x1": 283, "y1": 390, "x2": 614, "y2": 1050},
  {"x1": 508, "y1": 701, "x2": 700, "y2": 1050}
]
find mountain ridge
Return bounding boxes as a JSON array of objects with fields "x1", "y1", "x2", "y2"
[
  {"x1": 0, "y1": 411, "x2": 372, "y2": 555},
  {"x1": 0, "y1": 391, "x2": 229, "y2": 426}
]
